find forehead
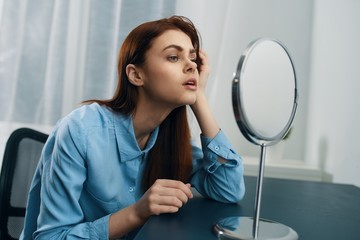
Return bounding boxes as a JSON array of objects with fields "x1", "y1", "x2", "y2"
[{"x1": 150, "y1": 29, "x2": 194, "y2": 51}]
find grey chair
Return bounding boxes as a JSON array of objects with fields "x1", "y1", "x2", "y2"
[{"x1": 0, "y1": 128, "x2": 48, "y2": 240}]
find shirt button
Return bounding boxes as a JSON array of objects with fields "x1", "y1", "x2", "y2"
[
  {"x1": 129, "y1": 187, "x2": 134, "y2": 192},
  {"x1": 214, "y1": 146, "x2": 220, "y2": 151}
]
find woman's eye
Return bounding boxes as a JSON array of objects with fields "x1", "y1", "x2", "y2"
[{"x1": 168, "y1": 56, "x2": 179, "y2": 62}]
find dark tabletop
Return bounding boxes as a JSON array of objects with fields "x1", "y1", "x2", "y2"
[{"x1": 133, "y1": 176, "x2": 360, "y2": 240}]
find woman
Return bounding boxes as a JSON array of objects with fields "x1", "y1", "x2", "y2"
[{"x1": 20, "y1": 16, "x2": 245, "y2": 239}]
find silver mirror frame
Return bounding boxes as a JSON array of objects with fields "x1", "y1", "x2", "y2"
[{"x1": 232, "y1": 38, "x2": 298, "y2": 146}]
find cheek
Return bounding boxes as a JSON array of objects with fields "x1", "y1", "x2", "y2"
[
  {"x1": 144, "y1": 68, "x2": 178, "y2": 90},
  {"x1": 142, "y1": 65, "x2": 182, "y2": 97},
  {"x1": 143, "y1": 80, "x2": 174, "y2": 99}
]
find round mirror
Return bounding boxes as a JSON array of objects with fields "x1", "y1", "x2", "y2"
[
  {"x1": 214, "y1": 38, "x2": 299, "y2": 240},
  {"x1": 232, "y1": 38, "x2": 298, "y2": 146}
]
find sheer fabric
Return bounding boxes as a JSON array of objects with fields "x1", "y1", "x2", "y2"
[
  {"x1": 0, "y1": 0, "x2": 175, "y2": 125},
  {"x1": 0, "y1": 0, "x2": 177, "y2": 165}
]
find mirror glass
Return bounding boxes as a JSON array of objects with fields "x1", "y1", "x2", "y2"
[{"x1": 233, "y1": 38, "x2": 298, "y2": 145}]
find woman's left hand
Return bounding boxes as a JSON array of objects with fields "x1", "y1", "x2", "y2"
[
  {"x1": 197, "y1": 50, "x2": 210, "y2": 95},
  {"x1": 190, "y1": 50, "x2": 220, "y2": 139}
]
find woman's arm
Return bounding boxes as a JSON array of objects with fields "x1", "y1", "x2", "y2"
[
  {"x1": 190, "y1": 50, "x2": 220, "y2": 139},
  {"x1": 190, "y1": 50, "x2": 245, "y2": 203},
  {"x1": 32, "y1": 118, "x2": 109, "y2": 239},
  {"x1": 191, "y1": 50, "x2": 227, "y2": 163}
]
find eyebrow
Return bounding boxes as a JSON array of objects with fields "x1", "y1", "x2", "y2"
[{"x1": 162, "y1": 44, "x2": 196, "y2": 54}]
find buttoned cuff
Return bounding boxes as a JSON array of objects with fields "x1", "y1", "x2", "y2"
[
  {"x1": 90, "y1": 214, "x2": 110, "y2": 239},
  {"x1": 200, "y1": 130, "x2": 241, "y2": 173}
]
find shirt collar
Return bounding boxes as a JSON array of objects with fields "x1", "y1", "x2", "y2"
[{"x1": 113, "y1": 111, "x2": 159, "y2": 162}]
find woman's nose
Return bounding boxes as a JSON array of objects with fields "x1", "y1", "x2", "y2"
[{"x1": 185, "y1": 59, "x2": 197, "y2": 73}]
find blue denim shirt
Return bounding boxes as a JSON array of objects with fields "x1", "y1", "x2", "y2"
[{"x1": 20, "y1": 103, "x2": 245, "y2": 239}]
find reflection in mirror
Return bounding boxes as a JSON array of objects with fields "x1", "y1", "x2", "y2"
[{"x1": 214, "y1": 38, "x2": 298, "y2": 239}]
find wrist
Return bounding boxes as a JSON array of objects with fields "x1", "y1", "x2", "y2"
[
  {"x1": 128, "y1": 204, "x2": 148, "y2": 226},
  {"x1": 108, "y1": 204, "x2": 147, "y2": 238},
  {"x1": 191, "y1": 93, "x2": 207, "y2": 112}
]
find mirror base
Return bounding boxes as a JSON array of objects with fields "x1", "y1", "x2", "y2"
[{"x1": 213, "y1": 216, "x2": 298, "y2": 240}]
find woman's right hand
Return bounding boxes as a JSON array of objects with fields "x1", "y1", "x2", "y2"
[
  {"x1": 109, "y1": 179, "x2": 193, "y2": 238},
  {"x1": 134, "y1": 179, "x2": 193, "y2": 220}
]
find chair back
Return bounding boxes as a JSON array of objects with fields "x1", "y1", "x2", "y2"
[{"x1": 0, "y1": 128, "x2": 48, "y2": 240}]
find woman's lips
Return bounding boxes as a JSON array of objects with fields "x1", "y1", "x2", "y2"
[{"x1": 183, "y1": 78, "x2": 197, "y2": 90}]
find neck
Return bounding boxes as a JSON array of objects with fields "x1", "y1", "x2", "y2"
[{"x1": 132, "y1": 100, "x2": 173, "y2": 149}]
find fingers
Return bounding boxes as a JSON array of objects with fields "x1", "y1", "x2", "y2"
[
  {"x1": 139, "y1": 179, "x2": 193, "y2": 216},
  {"x1": 199, "y1": 50, "x2": 210, "y2": 68},
  {"x1": 148, "y1": 202, "x2": 181, "y2": 215},
  {"x1": 196, "y1": 50, "x2": 210, "y2": 93},
  {"x1": 154, "y1": 179, "x2": 193, "y2": 200},
  {"x1": 198, "y1": 50, "x2": 208, "y2": 64}
]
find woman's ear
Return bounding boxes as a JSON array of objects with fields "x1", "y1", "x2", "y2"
[{"x1": 126, "y1": 64, "x2": 144, "y2": 86}]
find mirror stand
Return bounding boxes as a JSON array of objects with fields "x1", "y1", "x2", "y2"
[
  {"x1": 213, "y1": 144, "x2": 298, "y2": 239},
  {"x1": 213, "y1": 38, "x2": 299, "y2": 239}
]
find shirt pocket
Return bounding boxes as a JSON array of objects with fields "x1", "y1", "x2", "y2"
[{"x1": 80, "y1": 187, "x2": 128, "y2": 219}]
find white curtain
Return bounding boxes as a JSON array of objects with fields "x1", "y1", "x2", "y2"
[
  {"x1": 1, "y1": 0, "x2": 311, "y2": 169},
  {"x1": 0, "y1": 0, "x2": 178, "y2": 162}
]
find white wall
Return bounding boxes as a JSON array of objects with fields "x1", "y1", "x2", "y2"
[
  {"x1": 177, "y1": 0, "x2": 360, "y2": 187},
  {"x1": 176, "y1": 1, "x2": 313, "y2": 162},
  {"x1": 305, "y1": 0, "x2": 360, "y2": 186}
]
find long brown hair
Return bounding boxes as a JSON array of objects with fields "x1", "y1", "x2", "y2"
[{"x1": 84, "y1": 16, "x2": 201, "y2": 191}]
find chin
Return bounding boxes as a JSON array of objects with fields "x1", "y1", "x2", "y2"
[
  {"x1": 172, "y1": 95, "x2": 197, "y2": 107},
  {"x1": 185, "y1": 96, "x2": 197, "y2": 105}
]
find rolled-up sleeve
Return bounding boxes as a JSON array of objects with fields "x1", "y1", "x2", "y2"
[{"x1": 190, "y1": 130, "x2": 245, "y2": 203}]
